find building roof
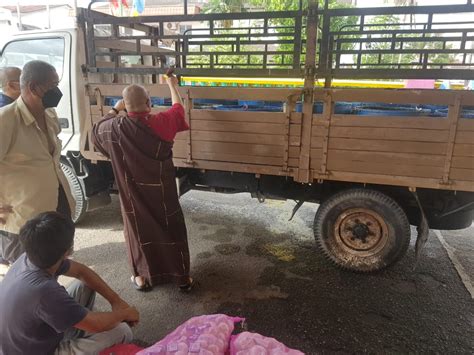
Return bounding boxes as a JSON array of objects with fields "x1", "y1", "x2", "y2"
[
  {"x1": 0, "y1": 5, "x2": 71, "y2": 14},
  {"x1": 92, "y1": 4, "x2": 202, "y2": 16}
]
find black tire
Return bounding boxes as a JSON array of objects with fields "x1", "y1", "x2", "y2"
[
  {"x1": 60, "y1": 162, "x2": 87, "y2": 224},
  {"x1": 314, "y1": 189, "x2": 411, "y2": 272}
]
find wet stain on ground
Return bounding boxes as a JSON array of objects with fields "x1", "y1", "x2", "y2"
[
  {"x1": 196, "y1": 251, "x2": 213, "y2": 259},
  {"x1": 202, "y1": 228, "x2": 235, "y2": 243},
  {"x1": 214, "y1": 244, "x2": 241, "y2": 255}
]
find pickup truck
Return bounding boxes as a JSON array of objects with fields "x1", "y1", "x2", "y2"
[{"x1": 1, "y1": 2, "x2": 473, "y2": 272}]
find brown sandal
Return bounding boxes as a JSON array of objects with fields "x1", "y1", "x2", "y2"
[
  {"x1": 130, "y1": 276, "x2": 152, "y2": 292},
  {"x1": 179, "y1": 278, "x2": 195, "y2": 293}
]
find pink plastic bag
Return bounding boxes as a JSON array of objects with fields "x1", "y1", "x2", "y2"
[
  {"x1": 137, "y1": 314, "x2": 244, "y2": 355},
  {"x1": 99, "y1": 343, "x2": 144, "y2": 355},
  {"x1": 230, "y1": 332, "x2": 304, "y2": 355}
]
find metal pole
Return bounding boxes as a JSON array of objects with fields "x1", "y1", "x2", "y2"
[
  {"x1": 184, "y1": 0, "x2": 188, "y2": 15},
  {"x1": 46, "y1": 3, "x2": 51, "y2": 29},
  {"x1": 72, "y1": 0, "x2": 78, "y2": 17},
  {"x1": 16, "y1": 1, "x2": 22, "y2": 31}
]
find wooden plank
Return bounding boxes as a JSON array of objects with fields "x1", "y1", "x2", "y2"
[
  {"x1": 311, "y1": 148, "x2": 323, "y2": 158},
  {"x1": 289, "y1": 146, "x2": 300, "y2": 159},
  {"x1": 88, "y1": 85, "x2": 302, "y2": 104},
  {"x1": 175, "y1": 131, "x2": 189, "y2": 141},
  {"x1": 312, "y1": 171, "x2": 474, "y2": 193},
  {"x1": 282, "y1": 99, "x2": 293, "y2": 171},
  {"x1": 327, "y1": 159, "x2": 443, "y2": 179},
  {"x1": 314, "y1": 89, "x2": 471, "y2": 106},
  {"x1": 322, "y1": 126, "x2": 449, "y2": 142},
  {"x1": 327, "y1": 138, "x2": 447, "y2": 155},
  {"x1": 323, "y1": 115, "x2": 449, "y2": 130},
  {"x1": 90, "y1": 107, "x2": 169, "y2": 119},
  {"x1": 327, "y1": 149, "x2": 445, "y2": 167},
  {"x1": 450, "y1": 168, "x2": 474, "y2": 182},
  {"x1": 310, "y1": 148, "x2": 324, "y2": 169},
  {"x1": 296, "y1": 0, "x2": 317, "y2": 184},
  {"x1": 453, "y1": 144, "x2": 474, "y2": 157},
  {"x1": 442, "y1": 97, "x2": 462, "y2": 183},
  {"x1": 458, "y1": 119, "x2": 474, "y2": 132},
  {"x1": 173, "y1": 141, "x2": 188, "y2": 158},
  {"x1": 311, "y1": 125, "x2": 327, "y2": 137},
  {"x1": 88, "y1": 84, "x2": 179, "y2": 97},
  {"x1": 192, "y1": 141, "x2": 283, "y2": 158},
  {"x1": 189, "y1": 86, "x2": 301, "y2": 101},
  {"x1": 184, "y1": 90, "x2": 193, "y2": 163},
  {"x1": 320, "y1": 95, "x2": 335, "y2": 173},
  {"x1": 192, "y1": 151, "x2": 297, "y2": 167},
  {"x1": 190, "y1": 131, "x2": 294, "y2": 146},
  {"x1": 190, "y1": 110, "x2": 301, "y2": 124},
  {"x1": 455, "y1": 131, "x2": 474, "y2": 144},
  {"x1": 191, "y1": 120, "x2": 299, "y2": 136},
  {"x1": 452, "y1": 156, "x2": 474, "y2": 169},
  {"x1": 173, "y1": 159, "x2": 296, "y2": 178}
]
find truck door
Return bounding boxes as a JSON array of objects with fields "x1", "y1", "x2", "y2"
[{"x1": 0, "y1": 34, "x2": 74, "y2": 149}]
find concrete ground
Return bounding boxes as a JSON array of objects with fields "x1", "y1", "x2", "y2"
[{"x1": 65, "y1": 191, "x2": 472, "y2": 353}]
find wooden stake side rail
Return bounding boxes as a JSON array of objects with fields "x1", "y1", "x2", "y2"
[
  {"x1": 81, "y1": 86, "x2": 474, "y2": 192},
  {"x1": 81, "y1": 4, "x2": 474, "y2": 81}
]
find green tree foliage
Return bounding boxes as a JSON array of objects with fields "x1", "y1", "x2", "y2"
[
  {"x1": 249, "y1": 0, "x2": 358, "y2": 68},
  {"x1": 203, "y1": 0, "x2": 248, "y2": 28},
  {"x1": 194, "y1": 0, "x2": 454, "y2": 71},
  {"x1": 357, "y1": 14, "x2": 455, "y2": 69}
]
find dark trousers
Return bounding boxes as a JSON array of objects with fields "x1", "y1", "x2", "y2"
[{"x1": 0, "y1": 185, "x2": 72, "y2": 265}]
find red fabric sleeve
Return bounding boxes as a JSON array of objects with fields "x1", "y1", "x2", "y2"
[{"x1": 148, "y1": 103, "x2": 189, "y2": 141}]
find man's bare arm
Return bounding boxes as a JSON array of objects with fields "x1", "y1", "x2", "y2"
[
  {"x1": 65, "y1": 260, "x2": 130, "y2": 310},
  {"x1": 74, "y1": 308, "x2": 139, "y2": 333},
  {"x1": 65, "y1": 260, "x2": 139, "y2": 332},
  {"x1": 166, "y1": 76, "x2": 183, "y2": 106}
]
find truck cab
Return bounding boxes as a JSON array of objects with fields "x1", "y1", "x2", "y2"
[{"x1": 0, "y1": 28, "x2": 112, "y2": 223}]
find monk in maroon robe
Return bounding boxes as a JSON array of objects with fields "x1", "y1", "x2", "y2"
[{"x1": 92, "y1": 75, "x2": 193, "y2": 292}]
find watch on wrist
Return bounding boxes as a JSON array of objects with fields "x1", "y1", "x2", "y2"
[{"x1": 111, "y1": 107, "x2": 119, "y2": 114}]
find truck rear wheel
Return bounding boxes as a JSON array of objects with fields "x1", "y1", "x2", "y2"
[
  {"x1": 314, "y1": 189, "x2": 411, "y2": 272},
  {"x1": 61, "y1": 162, "x2": 87, "y2": 224}
]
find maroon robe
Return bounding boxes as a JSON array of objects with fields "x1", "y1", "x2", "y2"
[{"x1": 92, "y1": 112, "x2": 190, "y2": 285}]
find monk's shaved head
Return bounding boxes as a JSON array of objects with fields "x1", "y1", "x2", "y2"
[{"x1": 122, "y1": 84, "x2": 150, "y2": 112}]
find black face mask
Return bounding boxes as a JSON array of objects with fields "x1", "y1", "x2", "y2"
[{"x1": 42, "y1": 87, "x2": 63, "y2": 108}]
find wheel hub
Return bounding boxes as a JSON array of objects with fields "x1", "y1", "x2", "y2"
[
  {"x1": 351, "y1": 223, "x2": 370, "y2": 241},
  {"x1": 334, "y1": 208, "x2": 389, "y2": 255}
]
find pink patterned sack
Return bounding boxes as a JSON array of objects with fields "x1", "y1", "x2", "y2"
[
  {"x1": 137, "y1": 314, "x2": 244, "y2": 355},
  {"x1": 230, "y1": 332, "x2": 304, "y2": 355}
]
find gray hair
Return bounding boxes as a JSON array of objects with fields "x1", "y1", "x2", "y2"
[
  {"x1": 20, "y1": 60, "x2": 56, "y2": 90},
  {"x1": 0, "y1": 67, "x2": 21, "y2": 88}
]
